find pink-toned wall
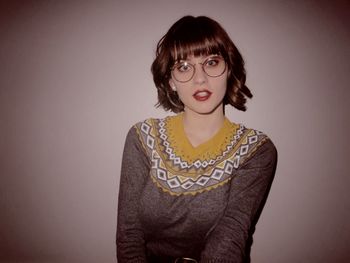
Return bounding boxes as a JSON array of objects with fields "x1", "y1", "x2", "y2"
[{"x1": 1, "y1": 1, "x2": 349, "y2": 262}]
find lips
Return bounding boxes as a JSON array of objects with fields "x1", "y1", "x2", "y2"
[{"x1": 193, "y1": 89, "x2": 212, "y2": 101}]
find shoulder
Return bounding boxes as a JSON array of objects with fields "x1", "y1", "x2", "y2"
[
  {"x1": 131, "y1": 115, "x2": 176, "y2": 139},
  {"x1": 236, "y1": 123, "x2": 277, "y2": 169},
  {"x1": 131, "y1": 117, "x2": 159, "y2": 134},
  {"x1": 132, "y1": 115, "x2": 175, "y2": 129},
  {"x1": 126, "y1": 116, "x2": 173, "y2": 150}
]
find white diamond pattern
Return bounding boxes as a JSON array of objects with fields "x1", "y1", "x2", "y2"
[
  {"x1": 248, "y1": 135, "x2": 258, "y2": 144},
  {"x1": 147, "y1": 136, "x2": 154, "y2": 148},
  {"x1": 196, "y1": 176, "x2": 210, "y2": 186},
  {"x1": 167, "y1": 178, "x2": 181, "y2": 189},
  {"x1": 194, "y1": 160, "x2": 202, "y2": 169},
  {"x1": 156, "y1": 119, "x2": 246, "y2": 169},
  {"x1": 240, "y1": 145, "x2": 249, "y2": 155},
  {"x1": 211, "y1": 169, "x2": 224, "y2": 180},
  {"x1": 137, "y1": 118, "x2": 266, "y2": 194},
  {"x1": 224, "y1": 162, "x2": 234, "y2": 174},
  {"x1": 141, "y1": 123, "x2": 150, "y2": 133},
  {"x1": 182, "y1": 181, "x2": 194, "y2": 189},
  {"x1": 157, "y1": 169, "x2": 167, "y2": 181}
]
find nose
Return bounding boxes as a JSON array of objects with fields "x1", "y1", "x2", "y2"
[{"x1": 192, "y1": 64, "x2": 207, "y2": 84}]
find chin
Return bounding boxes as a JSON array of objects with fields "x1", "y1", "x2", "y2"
[{"x1": 188, "y1": 103, "x2": 223, "y2": 115}]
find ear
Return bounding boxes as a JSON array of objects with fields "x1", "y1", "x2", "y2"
[{"x1": 169, "y1": 79, "x2": 176, "y2": 91}]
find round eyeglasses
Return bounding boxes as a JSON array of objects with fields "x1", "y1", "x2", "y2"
[{"x1": 171, "y1": 55, "x2": 226, "y2": 83}]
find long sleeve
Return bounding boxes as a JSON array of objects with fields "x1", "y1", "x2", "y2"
[
  {"x1": 200, "y1": 139, "x2": 277, "y2": 263},
  {"x1": 116, "y1": 126, "x2": 150, "y2": 263}
]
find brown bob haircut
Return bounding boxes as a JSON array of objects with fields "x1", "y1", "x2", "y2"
[{"x1": 151, "y1": 15, "x2": 252, "y2": 113}]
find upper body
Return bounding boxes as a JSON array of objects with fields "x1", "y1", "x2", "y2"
[
  {"x1": 117, "y1": 114, "x2": 277, "y2": 262},
  {"x1": 116, "y1": 15, "x2": 277, "y2": 263}
]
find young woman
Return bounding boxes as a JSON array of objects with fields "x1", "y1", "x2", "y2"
[{"x1": 117, "y1": 16, "x2": 277, "y2": 263}]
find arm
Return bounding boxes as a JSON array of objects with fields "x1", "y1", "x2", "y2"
[
  {"x1": 201, "y1": 139, "x2": 277, "y2": 263},
  {"x1": 116, "y1": 126, "x2": 149, "y2": 263}
]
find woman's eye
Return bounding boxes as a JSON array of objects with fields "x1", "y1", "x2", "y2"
[
  {"x1": 177, "y1": 63, "x2": 191, "y2": 72},
  {"x1": 205, "y1": 59, "x2": 219, "y2": 67}
]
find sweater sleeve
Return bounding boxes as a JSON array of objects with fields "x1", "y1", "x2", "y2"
[
  {"x1": 116, "y1": 126, "x2": 149, "y2": 263},
  {"x1": 200, "y1": 139, "x2": 277, "y2": 263}
]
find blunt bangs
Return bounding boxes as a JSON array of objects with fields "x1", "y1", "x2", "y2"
[{"x1": 169, "y1": 17, "x2": 228, "y2": 62}]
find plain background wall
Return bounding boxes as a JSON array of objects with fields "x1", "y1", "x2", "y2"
[{"x1": 1, "y1": 0, "x2": 349, "y2": 262}]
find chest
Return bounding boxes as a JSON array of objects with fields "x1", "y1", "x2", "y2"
[{"x1": 138, "y1": 179, "x2": 231, "y2": 238}]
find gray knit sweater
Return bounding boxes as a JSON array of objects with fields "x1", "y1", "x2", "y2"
[{"x1": 117, "y1": 115, "x2": 277, "y2": 263}]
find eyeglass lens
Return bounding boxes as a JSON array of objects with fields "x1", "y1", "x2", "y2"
[{"x1": 172, "y1": 56, "x2": 226, "y2": 83}]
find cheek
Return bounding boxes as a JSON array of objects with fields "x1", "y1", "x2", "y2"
[
  {"x1": 176, "y1": 89, "x2": 191, "y2": 103},
  {"x1": 212, "y1": 78, "x2": 228, "y2": 96},
  {"x1": 175, "y1": 84, "x2": 192, "y2": 100},
  {"x1": 221, "y1": 79, "x2": 228, "y2": 92},
  {"x1": 221, "y1": 75, "x2": 228, "y2": 93}
]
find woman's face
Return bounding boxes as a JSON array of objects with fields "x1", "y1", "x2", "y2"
[{"x1": 169, "y1": 54, "x2": 228, "y2": 116}]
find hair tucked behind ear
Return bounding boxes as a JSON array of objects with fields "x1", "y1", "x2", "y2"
[{"x1": 151, "y1": 15, "x2": 252, "y2": 113}]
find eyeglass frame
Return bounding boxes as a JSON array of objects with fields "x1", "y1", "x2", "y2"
[
  {"x1": 174, "y1": 257, "x2": 198, "y2": 263},
  {"x1": 170, "y1": 55, "x2": 227, "y2": 83}
]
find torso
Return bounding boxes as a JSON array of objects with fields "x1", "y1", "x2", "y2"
[{"x1": 133, "y1": 114, "x2": 268, "y2": 257}]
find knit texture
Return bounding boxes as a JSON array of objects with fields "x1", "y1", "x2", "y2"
[{"x1": 117, "y1": 115, "x2": 277, "y2": 263}]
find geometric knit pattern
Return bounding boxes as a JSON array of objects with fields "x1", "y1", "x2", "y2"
[{"x1": 135, "y1": 116, "x2": 268, "y2": 196}]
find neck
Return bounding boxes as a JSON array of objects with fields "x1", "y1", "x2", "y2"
[{"x1": 182, "y1": 105, "x2": 225, "y2": 147}]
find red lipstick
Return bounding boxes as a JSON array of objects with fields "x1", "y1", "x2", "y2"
[{"x1": 193, "y1": 89, "x2": 212, "y2": 101}]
